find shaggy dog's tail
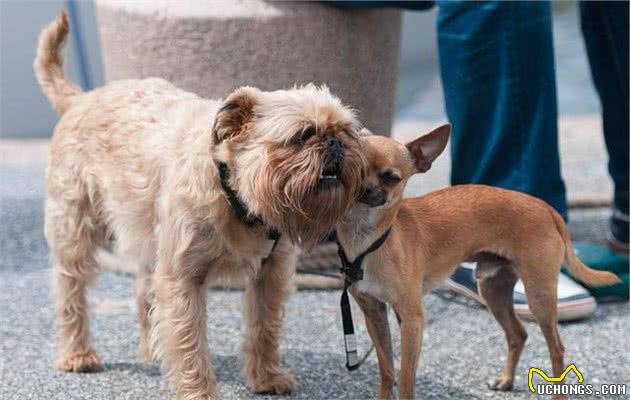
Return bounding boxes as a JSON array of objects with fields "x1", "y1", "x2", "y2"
[{"x1": 34, "y1": 11, "x2": 82, "y2": 115}]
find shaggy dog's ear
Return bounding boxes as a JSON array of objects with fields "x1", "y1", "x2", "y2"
[{"x1": 212, "y1": 86, "x2": 259, "y2": 144}]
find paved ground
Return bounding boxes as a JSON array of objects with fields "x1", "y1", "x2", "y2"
[{"x1": 1, "y1": 148, "x2": 628, "y2": 399}]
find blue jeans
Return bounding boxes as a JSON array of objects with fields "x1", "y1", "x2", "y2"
[
  {"x1": 437, "y1": 1, "x2": 629, "y2": 219},
  {"x1": 579, "y1": 1, "x2": 629, "y2": 214}
]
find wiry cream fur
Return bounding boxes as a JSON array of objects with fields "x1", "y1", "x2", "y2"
[{"x1": 36, "y1": 12, "x2": 365, "y2": 400}]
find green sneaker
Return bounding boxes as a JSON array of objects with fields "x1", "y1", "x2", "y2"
[
  {"x1": 563, "y1": 242, "x2": 629, "y2": 301},
  {"x1": 586, "y1": 272, "x2": 629, "y2": 301}
]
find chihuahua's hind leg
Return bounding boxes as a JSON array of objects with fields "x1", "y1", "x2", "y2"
[
  {"x1": 519, "y1": 259, "x2": 567, "y2": 400},
  {"x1": 351, "y1": 291, "x2": 395, "y2": 400},
  {"x1": 475, "y1": 253, "x2": 527, "y2": 391}
]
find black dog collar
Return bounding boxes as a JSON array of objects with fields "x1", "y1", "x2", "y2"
[
  {"x1": 216, "y1": 161, "x2": 281, "y2": 251},
  {"x1": 337, "y1": 227, "x2": 391, "y2": 370}
]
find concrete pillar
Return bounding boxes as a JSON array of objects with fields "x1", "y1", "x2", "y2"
[{"x1": 95, "y1": 0, "x2": 401, "y2": 133}]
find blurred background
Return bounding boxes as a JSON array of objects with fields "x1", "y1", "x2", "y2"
[
  {"x1": 0, "y1": 0, "x2": 610, "y2": 203},
  {"x1": 1, "y1": 1, "x2": 599, "y2": 134}
]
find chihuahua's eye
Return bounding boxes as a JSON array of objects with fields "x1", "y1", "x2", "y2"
[
  {"x1": 290, "y1": 126, "x2": 316, "y2": 146},
  {"x1": 379, "y1": 171, "x2": 401, "y2": 185}
]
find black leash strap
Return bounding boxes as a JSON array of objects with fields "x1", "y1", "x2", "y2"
[
  {"x1": 337, "y1": 228, "x2": 391, "y2": 371},
  {"x1": 341, "y1": 279, "x2": 359, "y2": 370}
]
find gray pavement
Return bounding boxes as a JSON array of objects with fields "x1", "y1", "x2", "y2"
[{"x1": 1, "y1": 148, "x2": 629, "y2": 400}]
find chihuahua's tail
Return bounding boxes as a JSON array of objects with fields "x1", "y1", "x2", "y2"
[
  {"x1": 550, "y1": 208, "x2": 621, "y2": 287},
  {"x1": 34, "y1": 11, "x2": 82, "y2": 115}
]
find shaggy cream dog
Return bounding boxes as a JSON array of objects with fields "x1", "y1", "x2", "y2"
[{"x1": 35, "y1": 12, "x2": 366, "y2": 400}]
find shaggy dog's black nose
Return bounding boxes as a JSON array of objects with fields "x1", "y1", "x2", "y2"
[{"x1": 327, "y1": 137, "x2": 343, "y2": 162}]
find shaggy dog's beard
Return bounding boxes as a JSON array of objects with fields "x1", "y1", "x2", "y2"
[{"x1": 256, "y1": 140, "x2": 366, "y2": 249}]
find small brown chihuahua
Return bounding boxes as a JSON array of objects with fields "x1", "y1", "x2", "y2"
[{"x1": 336, "y1": 125, "x2": 620, "y2": 400}]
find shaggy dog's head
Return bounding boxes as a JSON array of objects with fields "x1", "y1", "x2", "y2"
[{"x1": 212, "y1": 85, "x2": 367, "y2": 247}]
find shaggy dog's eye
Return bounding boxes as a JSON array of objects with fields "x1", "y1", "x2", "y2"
[
  {"x1": 380, "y1": 171, "x2": 401, "y2": 185},
  {"x1": 290, "y1": 126, "x2": 316, "y2": 146}
]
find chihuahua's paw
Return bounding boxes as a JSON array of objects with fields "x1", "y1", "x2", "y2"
[
  {"x1": 488, "y1": 375, "x2": 513, "y2": 391},
  {"x1": 376, "y1": 387, "x2": 394, "y2": 400},
  {"x1": 248, "y1": 368, "x2": 297, "y2": 395},
  {"x1": 57, "y1": 350, "x2": 103, "y2": 373}
]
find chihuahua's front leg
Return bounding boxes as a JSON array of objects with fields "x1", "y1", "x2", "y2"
[
  {"x1": 396, "y1": 301, "x2": 424, "y2": 400},
  {"x1": 351, "y1": 290, "x2": 395, "y2": 400}
]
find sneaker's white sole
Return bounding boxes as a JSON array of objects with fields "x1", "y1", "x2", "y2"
[{"x1": 444, "y1": 280, "x2": 596, "y2": 322}]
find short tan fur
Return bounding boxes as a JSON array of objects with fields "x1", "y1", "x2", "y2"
[{"x1": 336, "y1": 126, "x2": 620, "y2": 400}]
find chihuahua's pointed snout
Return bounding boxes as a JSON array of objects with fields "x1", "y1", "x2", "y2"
[{"x1": 359, "y1": 183, "x2": 387, "y2": 207}]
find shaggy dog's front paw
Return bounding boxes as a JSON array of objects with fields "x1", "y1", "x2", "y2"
[
  {"x1": 57, "y1": 350, "x2": 102, "y2": 373},
  {"x1": 248, "y1": 368, "x2": 297, "y2": 395}
]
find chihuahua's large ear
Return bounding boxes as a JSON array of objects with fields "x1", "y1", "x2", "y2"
[
  {"x1": 212, "y1": 86, "x2": 259, "y2": 144},
  {"x1": 406, "y1": 123, "x2": 451, "y2": 173}
]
